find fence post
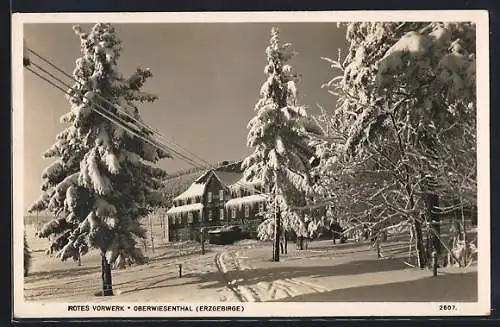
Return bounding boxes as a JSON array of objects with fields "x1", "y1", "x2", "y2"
[
  {"x1": 178, "y1": 264, "x2": 182, "y2": 278},
  {"x1": 376, "y1": 236, "x2": 381, "y2": 259},
  {"x1": 200, "y1": 227, "x2": 205, "y2": 255},
  {"x1": 432, "y1": 251, "x2": 438, "y2": 276}
]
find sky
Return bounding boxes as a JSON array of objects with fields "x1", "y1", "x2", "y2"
[{"x1": 23, "y1": 22, "x2": 348, "y2": 213}]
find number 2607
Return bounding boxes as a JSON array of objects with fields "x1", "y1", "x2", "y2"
[{"x1": 439, "y1": 304, "x2": 457, "y2": 311}]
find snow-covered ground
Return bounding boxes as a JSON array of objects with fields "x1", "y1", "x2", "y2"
[
  {"x1": 24, "y1": 225, "x2": 477, "y2": 303},
  {"x1": 219, "y1": 240, "x2": 477, "y2": 302}
]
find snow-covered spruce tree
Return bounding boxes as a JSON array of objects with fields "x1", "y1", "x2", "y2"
[
  {"x1": 243, "y1": 27, "x2": 318, "y2": 261},
  {"x1": 28, "y1": 23, "x2": 169, "y2": 295},
  {"x1": 321, "y1": 22, "x2": 476, "y2": 268},
  {"x1": 24, "y1": 232, "x2": 32, "y2": 277}
]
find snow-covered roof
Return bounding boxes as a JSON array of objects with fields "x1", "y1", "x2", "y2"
[
  {"x1": 173, "y1": 183, "x2": 206, "y2": 201},
  {"x1": 213, "y1": 171, "x2": 242, "y2": 187},
  {"x1": 229, "y1": 177, "x2": 262, "y2": 191},
  {"x1": 193, "y1": 170, "x2": 213, "y2": 184},
  {"x1": 166, "y1": 203, "x2": 204, "y2": 215},
  {"x1": 225, "y1": 194, "x2": 268, "y2": 209}
]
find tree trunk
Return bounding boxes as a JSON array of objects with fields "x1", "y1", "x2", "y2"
[
  {"x1": 273, "y1": 209, "x2": 281, "y2": 262},
  {"x1": 100, "y1": 251, "x2": 113, "y2": 296},
  {"x1": 424, "y1": 193, "x2": 440, "y2": 266},
  {"x1": 280, "y1": 230, "x2": 288, "y2": 254},
  {"x1": 284, "y1": 233, "x2": 288, "y2": 254},
  {"x1": 413, "y1": 220, "x2": 426, "y2": 269}
]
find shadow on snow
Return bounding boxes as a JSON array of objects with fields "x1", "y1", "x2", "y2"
[{"x1": 272, "y1": 271, "x2": 478, "y2": 302}]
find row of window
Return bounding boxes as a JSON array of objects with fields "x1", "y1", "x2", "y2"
[
  {"x1": 206, "y1": 190, "x2": 225, "y2": 203},
  {"x1": 177, "y1": 187, "x2": 270, "y2": 207},
  {"x1": 172, "y1": 203, "x2": 265, "y2": 225},
  {"x1": 206, "y1": 187, "x2": 269, "y2": 203}
]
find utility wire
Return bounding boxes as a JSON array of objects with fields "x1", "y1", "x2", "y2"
[
  {"x1": 26, "y1": 48, "x2": 275, "y2": 197},
  {"x1": 26, "y1": 48, "x2": 328, "y2": 211},
  {"x1": 29, "y1": 60, "x2": 203, "y2": 168},
  {"x1": 27, "y1": 60, "x2": 204, "y2": 169},
  {"x1": 27, "y1": 48, "x2": 211, "y2": 167},
  {"x1": 26, "y1": 64, "x2": 204, "y2": 169}
]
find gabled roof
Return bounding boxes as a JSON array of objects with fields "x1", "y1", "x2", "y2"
[
  {"x1": 193, "y1": 170, "x2": 213, "y2": 184},
  {"x1": 170, "y1": 160, "x2": 246, "y2": 202},
  {"x1": 213, "y1": 171, "x2": 243, "y2": 187}
]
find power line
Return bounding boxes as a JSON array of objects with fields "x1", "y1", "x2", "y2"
[
  {"x1": 27, "y1": 60, "x2": 204, "y2": 169},
  {"x1": 27, "y1": 47, "x2": 212, "y2": 168},
  {"x1": 25, "y1": 64, "x2": 204, "y2": 169},
  {"x1": 26, "y1": 47, "x2": 276, "y2": 194},
  {"x1": 29, "y1": 60, "x2": 204, "y2": 168},
  {"x1": 25, "y1": 48, "x2": 326, "y2": 212}
]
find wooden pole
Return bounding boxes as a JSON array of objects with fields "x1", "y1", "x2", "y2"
[
  {"x1": 201, "y1": 227, "x2": 205, "y2": 255},
  {"x1": 159, "y1": 212, "x2": 164, "y2": 242},
  {"x1": 165, "y1": 216, "x2": 169, "y2": 243},
  {"x1": 432, "y1": 251, "x2": 438, "y2": 276}
]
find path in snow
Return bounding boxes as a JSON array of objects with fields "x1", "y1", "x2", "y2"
[
  {"x1": 24, "y1": 237, "x2": 477, "y2": 303},
  {"x1": 215, "y1": 247, "x2": 330, "y2": 302},
  {"x1": 215, "y1": 238, "x2": 477, "y2": 302}
]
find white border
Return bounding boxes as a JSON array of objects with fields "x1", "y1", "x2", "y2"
[{"x1": 12, "y1": 10, "x2": 490, "y2": 318}]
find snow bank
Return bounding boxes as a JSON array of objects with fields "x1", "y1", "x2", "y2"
[{"x1": 166, "y1": 203, "x2": 204, "y2": 215}]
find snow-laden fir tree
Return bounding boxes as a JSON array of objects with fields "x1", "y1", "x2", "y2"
[
  {"x1": 320, "y1": 22, "x2": 476, "y2": 267},
  {"x1": 28, "y1": 23, "x2": 170, "y2": 295},
  {"x1": 242, "y1": 27, "x2": 318, "y2": 261}
]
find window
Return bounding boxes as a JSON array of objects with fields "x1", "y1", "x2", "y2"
[
  {"x1": 188, "y1": 212, "x2": 193, "y2": 223},
  {"x1": 245, "y1": 205, "x2": 250, "y2": 218},
  {"x1": 208, "y1": 210, "x2": 213, "y2": 221},
  {"x1": 207, "y1": 192, "x2": 212, "y2": 203},
  {"x1": 220, "y1": 208, "x2": 224, "y2": 220},
  {"x1": 219, "y1": 190, "x2": 224, "y2": 201},
  {"x1": 176, "y1": 216, "x2": 181, "y2": 225},
  {"x1": 231, "y1": 207, "x2": 237, "y2": 219},
  {"x1": 258, "y1": 202, "x2": 264, "y2": 214}
]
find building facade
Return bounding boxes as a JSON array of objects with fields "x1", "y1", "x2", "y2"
[{"x1": 166, "y1": 162, "x2": 268, "y2": 242}]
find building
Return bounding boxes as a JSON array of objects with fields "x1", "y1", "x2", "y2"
[{"x1": 166, "y1": 161, "x2": 269, "y2": 242}]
